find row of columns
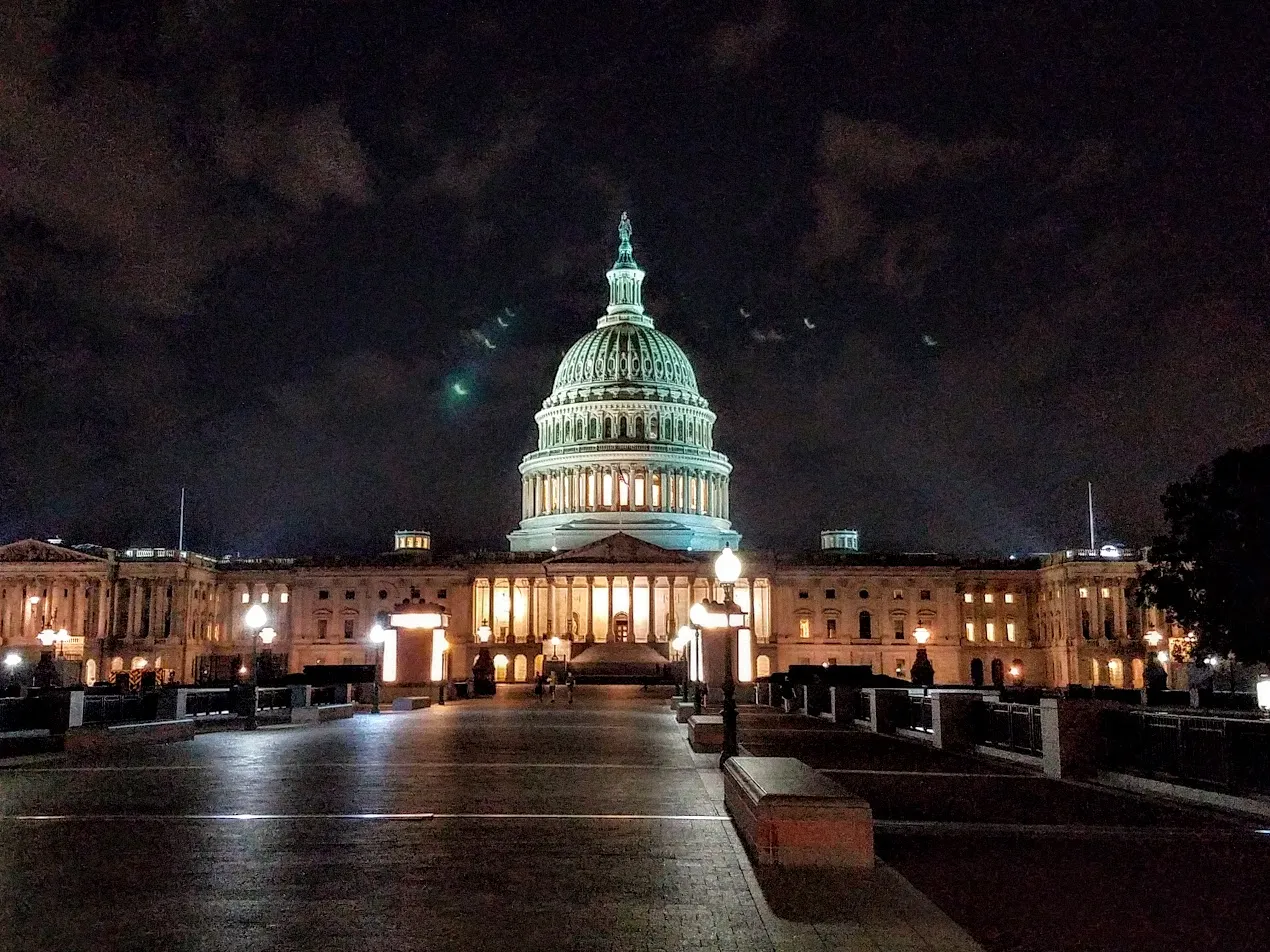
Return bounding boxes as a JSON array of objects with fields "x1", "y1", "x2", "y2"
[
  {"x1": 522, "y1": 465, "x2": 729, "y2": 520},
  {"x1": 0, "y1": 577, "x2": 110, "y2": 649}
]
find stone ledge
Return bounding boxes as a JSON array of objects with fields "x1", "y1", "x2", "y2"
[
  {"x1": 675, "y1": 702, "x2": 697, "y2": 723},
  {"x1": 291, "y1": 703, "x2": 356, "y2": 724},
  {"x1": 391, "y1": 696, "x2": 432, "y2": 711},
  {"x1": 64, "y1": 719, "x2": 195, "y2": 752},
  {"x1": 688, "y1": 714, "x2": 724, "y2": 752},
  {"x1": 724, "y1": 756, "x2": 874, "y2": 869}
]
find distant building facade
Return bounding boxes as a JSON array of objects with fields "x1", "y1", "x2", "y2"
[{"x1": 0, "y1": 220, "x2": 1183, "y2": 690}]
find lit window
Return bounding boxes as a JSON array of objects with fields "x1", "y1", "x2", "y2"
[
  {"x1": 241, "y1": 592, "x2": 249, "y2": 604},
  {"x1": 634, "y1": 474, "x2": 645, "y2": 507},
  {"x1": 964, "y1": 592, "x2": 973, "y2": 603},
  {"x1": 826, "y1": 618, "x2": 837, "y2": 639},
  {"x1": 1101, "y1": 587, "x2": 1111, "y2": 598},
  {"x1": 799, "y1": 617, "x2": 811, "y2": 639},
  {"x1": 1004, "y1": 593, "x2": 1014, "y2": 604},
  {"x1": 1079, "y1": 587, "x2": 1088, "y2": 598},
  {"x1": 965, "y1": 622, "x2": 975, "y2": 641},
  {"x1": 986, "y1": 622, "x2": 996, "y2": 641},
  {"x1": 602, "y1": 472, "x2": 613, "y2": 507},
  {"x1": 920, "y1": 590, "x2": 931, "y2": 601},
  {"x1": 984, "y1": 593, "x2": 994, "y2": 604},
  {"x1": 1006, "y1": 621, "x2": 1016, "y2": 642},
  {"x1": 260, "y1": 592, "x2": 269, "y2": 604},
  {"x1": 895, "y1": 658, "x2": 906, "y2": 678},
  {"x1": 279, "y1": 592, "x2": 288, "y2": 604},
  {"x1": 892, "y1": 589, "x2": 904, "y2": 600}
]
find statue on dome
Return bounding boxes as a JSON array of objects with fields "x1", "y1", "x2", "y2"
[{"x1": 618, "y1": 212, "x2": 632, "y2": 242}]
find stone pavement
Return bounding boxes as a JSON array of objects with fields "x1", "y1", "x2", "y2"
[{"x1": 0, "y1": 686, "x2": 979, "y2": 951}]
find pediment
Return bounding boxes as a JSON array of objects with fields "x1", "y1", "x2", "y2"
[
  {"x1": 0, "y1": 539, "x2": 106, "y2": 564},
  {"x1": 544, "y1": 532, "x2": 700, "y2": 566}
]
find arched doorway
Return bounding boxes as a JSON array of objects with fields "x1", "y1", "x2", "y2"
[
  {"x1": 494, "y1": 654, "x2": 509, "y2": 682},
  {"x1": 1131, "y1": 658, "x2": 1145, "y2": 689},
  {"x1": 969, "y1": 658, "x2": 984, "y2": 686},
  {"x1": 756, "y1": 655, "x2": 771, "y2": 678},
  {"x1": 1090, "y1": 659, "x2": 1101, "y2": 686},
  {"x1": 513, "y1": 655, "x2": 528, "y2": 682},
  {"x1": 613, "y1": 612, "x2": 629, "y2": 643},
  {"x1": 535, "y1": 654, "x2": 544, "y2": 677},
  {"x1": 990, "y1": 658, "x2": 1005, "y2": 687},
  {"x1": 83, "y1": 658, "x2": 97, "y2": 685}
]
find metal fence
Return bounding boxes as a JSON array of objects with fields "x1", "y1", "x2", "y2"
[
  {"x1": 1101, "y1": 709, "x2": 1270, "y2": 795},
  {"x1": 904, "y1": 694, "x2": 933, "y2": 733},
  {"x1": 0, "y1": 696, "x2": 40, "y2": 732},
  {"x1": 850, "y1": 690, "x2": 872, "y2": 724},
  {"x1": 82, "y1": 693, "x2": 155, "y2": 725},
  {"x1": 310, "y1": 685, "x2": 345, "y2": 706},
  {"x1": 255, "y1": 687, "x2": 291, "y2": 712},
  {"x1": 974, "y1": 700, "x2": 1044, "y2": 756},
  {"x1": 185, "y1": 687, "x2": 236, "y2": 717}
]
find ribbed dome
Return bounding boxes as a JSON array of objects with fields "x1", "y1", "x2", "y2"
[{"x1": 552, "y1": 323, "x2": 699, "y2": 394}]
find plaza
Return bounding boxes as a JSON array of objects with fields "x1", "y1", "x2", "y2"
[{"x1": 3, "y1": 687, "x2": 1268, "y2": 952}]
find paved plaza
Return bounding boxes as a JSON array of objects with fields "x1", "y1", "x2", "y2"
[{"x1": 0, "y1": 687, "x2": 978, "y2": 952}]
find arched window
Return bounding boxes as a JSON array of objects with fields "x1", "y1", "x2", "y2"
[
  {"x1": 970, "y1": 658, "x2": 984, "y2": 686},
  {"x1": 650, "y1": 416, "x2": 658, "y2": 439},
  {"x1": 564, "y1": 419, "x2": 572, "y2": 441},
  {"x1": 555, "y1": 420, "x2": 561, "y2": 444},
  {"x1": 588, "y1": 417, "x2": 597, "y2": 440},
  {"x1": 604, "y1": 417, "x2": 613, "y2": 439},
  {"x1": 619, "y1": 416, "x2": 628, "y2": 438},
  {"x1": 84, "y1": 658, "x2": 98, "y2": 685},
  {"x1": 494, "y1": 654, "x2": 509, "y2": 682},
  {"x1": 676, "y1": 418, "x2": 684, "y2": 442},
  {"x1": 1104, "y1": 616, "x2": 1114, "y2": 640},
  {"x1": 858, "y1": 611, "x2": 872, "y2": 640},
  {"x1": 513, "y1": 655, "x2": 528, "y2": 682},
  {"x1": 990, "y1": 658, "x2": 1005, "y2": 686},
  {"x1": 756, "y1": 655, "x2": 771, "y2": 678},
  {"x1": 635, "y1": 416, "x2": 644, "y2": 439}
]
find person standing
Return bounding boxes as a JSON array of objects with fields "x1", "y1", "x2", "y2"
[
  {"x1": 566, "y1": 672, "x2": 576, "y2": 705},
  {"x1": 534, "y1": 673, "x2": 545, "y2": 703},
  {"x1": 548, "y1": 671, "x2": 557, "y2": 703}
]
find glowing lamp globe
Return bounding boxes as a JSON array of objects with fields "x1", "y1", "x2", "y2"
[
  {"x1": 3, "y1": 652, "x2": 21, "y2": 669},
  {"x1": 714, "y1": 547, "x2": 741, "y2": 584},
  {"x1": 1256, "y1": 679, "x2": 1270, "y2": 712},
  {"x1": 244, "y1": 604, "x2": 267, "y2": 630},
  {"x1": 689, "y1": 602, "x2": 709, "y2": 627},
  {"x1": 913, "y1": 626, "x2": 931, "y2": 645},
  {"x1": 258, "y1": 627, "x2": 277, "y2": 646}
]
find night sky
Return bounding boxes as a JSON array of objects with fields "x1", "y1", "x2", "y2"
[{"x1": 2, "y1": 2, "x2": 1266, "y2": 557}]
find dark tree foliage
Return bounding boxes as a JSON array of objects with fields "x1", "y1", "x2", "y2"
[{"x1": 1140, "y1": 445, "x2": 1270, "y2": 663}]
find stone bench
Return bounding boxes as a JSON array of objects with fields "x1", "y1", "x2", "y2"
[
  {"x1": 688, "y1": 714, "x2": 724, "y2": 752},
  {"x1": 391, "y1": 696, "x2": 432, "y2": 711},
  {"x1": 290, "y1": 702, "x2": 356, "y2": 724},
  {"x1": 675, "y1": 702, "x2": 698, "y2": 723},
  {"x1": 64, "y1": 719, "x2": 196, "y2": 753},
  {"x1": 723, "y1": 756, "x2": 874, "y2": 869}
]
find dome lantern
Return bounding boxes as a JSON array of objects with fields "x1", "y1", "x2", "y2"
[{"x1": 601, "y1": 212, "x2": 651, "y2": 328}]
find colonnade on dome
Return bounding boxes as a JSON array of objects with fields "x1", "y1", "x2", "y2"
[{"x1": 521, "y1": 464, "x2": 729, "y2": 520}]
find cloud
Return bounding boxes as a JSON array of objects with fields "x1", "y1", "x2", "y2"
[
  {"x1": 429, "y1": 109, "x2": 542, "y2": 202},
  {"x1": 708, "y1": 1, "x2": 789, "y2": 73},
  {"x1": 0, "y1": 5, "x2": 371, "y2": 316}
]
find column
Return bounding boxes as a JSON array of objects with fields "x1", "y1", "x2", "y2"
[
  {"x1": 587, "y1": 578, "x2": 595, "y2": 640},
  {"x1": 607, "y1": 575, "x2": 615, "y2": 642},
  {"x1": 529, "y1": 581, "x2": 537, "y2": 642}
]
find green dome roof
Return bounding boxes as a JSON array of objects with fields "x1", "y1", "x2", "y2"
[{"x1": 552, "y1": 322, "x2": 699, "y2": 395}]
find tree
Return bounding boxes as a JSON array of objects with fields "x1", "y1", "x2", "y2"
[{"x1": 1139, "y1": 445, "x2": 1270, "y2": 664}]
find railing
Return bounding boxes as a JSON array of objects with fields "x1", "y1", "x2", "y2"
[
  {"x1": 975, "y1": 700, "x2": 1044, "y2": 756},
  {"x1": 83, "y1": 693, "x2": 155, "y2": 725},
  {"x1": 0, "y1": 696, "x2": 40, "y2": 732},
  {"x1": 310, "y1": 685, "x2": 345, "y2": 706},
  {"x1": 1101, "y1": 709, "x2": 1270, "y2": 795},
  {"x1": 904, "y1": 694, "x2": 933, "y2": 733},
  {"x1": 255, "y1": 687, "x2": 292, "y2": 712},
  {"x1": 185, "y1": 687, "x2": 235, "y2": 717},
  {"x1": 849, "y1": 689, "x2": 872, "y2": 724}
]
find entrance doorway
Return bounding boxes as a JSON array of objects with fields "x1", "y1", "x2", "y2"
[{"x1": 613, "y1": 612, "x2": 629, "y2": 643}]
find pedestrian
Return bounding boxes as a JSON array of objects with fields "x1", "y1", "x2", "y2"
[
  {"x1": 534, "y1": 673, "x2": 544, "y2": 703},
  {"x1": 548, "y1": 671, "x2": 557, "y2": 703},
  {"x1": 566, "y1": 672, "x2": 575, "y2": 704}
]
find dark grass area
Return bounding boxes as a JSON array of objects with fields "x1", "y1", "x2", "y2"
[{"x1": 879, "y1": 833, "x2": 1270, "y2": 952}]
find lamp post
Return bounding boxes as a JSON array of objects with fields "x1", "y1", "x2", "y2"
[
  {"x1": 911, "y1": 625, "x2": 934, "y2": 688},
  {"x1": 675, "y1": 624, "x2": 695, "y2": 703},
  {"x1": 690, "y1": 546, "x2": 746, "y2": 767},
  {"x1": 368, "y1": 624, "x2": 387, "y2": 714},
  {"x1": 243, "y1": 603, "x2": 267, "y2": 731}
]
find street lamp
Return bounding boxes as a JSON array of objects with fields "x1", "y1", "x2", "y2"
[
  {"x1": 675, "y1": 623, "x2": 696, "y2": 704},
  {"x1": 690, "y1": 546, "x2": 747, "y2": 766},
  {"x1": 243, "y1": 603, "x2": 268, "y2": 731},
  {"x1": 368, "y1": 624, "x2": 388, "y2": 714},
  {"x1": 911, "y1": 625, "x2": 934, "y2": 687}
]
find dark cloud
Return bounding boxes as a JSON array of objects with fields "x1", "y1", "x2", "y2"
[{"x1": 707, "y1": 1, "x2": 789, "y2": 73}]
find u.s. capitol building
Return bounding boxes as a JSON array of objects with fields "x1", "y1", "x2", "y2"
[{"x1": 0, "y1": 219, "x2": 1180, "y2": 691}]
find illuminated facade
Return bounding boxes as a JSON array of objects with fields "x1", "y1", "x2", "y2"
[{"x1": 0, "y1": 218, "x2": 1185, "y2": 693}]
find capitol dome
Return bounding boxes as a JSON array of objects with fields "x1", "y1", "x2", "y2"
[{"x1": 508, "y1": 214, "x2": 740, "y2": 554}]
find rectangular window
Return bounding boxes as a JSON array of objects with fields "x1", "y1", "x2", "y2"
[
  {"x1": 799, "y1": 617, "x2": 810, "y2": 639},
  {"x1": 894, "y1": 658, "x2": 906, "y2": 678},
  {"x1": 279, "y1": 592, "x2": 288, "y2": 604},
  {"x1": 1101, "y1": 587, "x2": 1111, "y2": 598},
  {"x1": 318, "y1": 590, "x2": 329, "y2": 600},
  {"x1": 317, "y1": 620, "x2": 328, "y2": 640},
  {"x1": 965, "y1": 622, "x2": 975, "y2": 641},
  {"x1": 1004, "y1": 593, "x2": 1014, "y2": 604},
  {"x1": 984, "y1": 593, "x2": 994, "y2": 604},
  {"x1": 634, "y1": 474, "x2": 645, "y2": 507},
  {"x1": 828, "y1": 657, "x2": 838, "y2": 666},
  {"x1": 343, "y1": 619, "x2": 354, "y2": 640},
  {"x1": 1079, "y1": 587, "x2": 1088, "y2": 598},
  {"x1": 824, "y1": 588, "x2": 836, "y2": 599},
  {"x1": 892, "y1": 588, "x2": 904, "y2": 600},
  {"x1": 260, "y1": 592, "x2": 269, "y2": 604},
  {"x1": 986, "y1": 622, "x2": 996, "y2": 642},
  {"x1": 602, "y1": 471, "x2": 613, "y2": 507},
  {"x1": 798, "y1": 591, "x2": 809, "y2": 600},
  {"x1": 619, "y1": 473, "x2": 630, "y2": 507},
  {"x1": 826, "y1": 618, "x2": 837, "y2": 640},
  {"x1": 650, "y1": 475, "x2": 661, "y2": 508},
  {"x1": 920, "y1": 590, "x2": 931, "y2": 601},
  {"x1": 894, "y1": 624, "x2": 904, "y2": 640},
  {"x1": 1006, "y1": 621, "x2": 1017, "y2": 642},
  {"x1": 345, "y1": 590, "x2": 356, "y2": 600},
  {"x1": 437, "y1": 589, "x2": 447, "y2": 600},
  {"x1": 964, "y1": 592, "x2": 974, "y2": 603},
  {"x1": 241, "y1": 592, "x2": 250, "y2": 604}
]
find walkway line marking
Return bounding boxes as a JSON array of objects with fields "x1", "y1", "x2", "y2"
[
  {"x1": 0, "y1": 812, "x2": 726, "y2": 823},
  {"x1": 0, "y1": 761, "x2": 697, "y2": 773},
  {"x1": 821, "y1": 769, "x2": 1032, "y2": 778}
]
